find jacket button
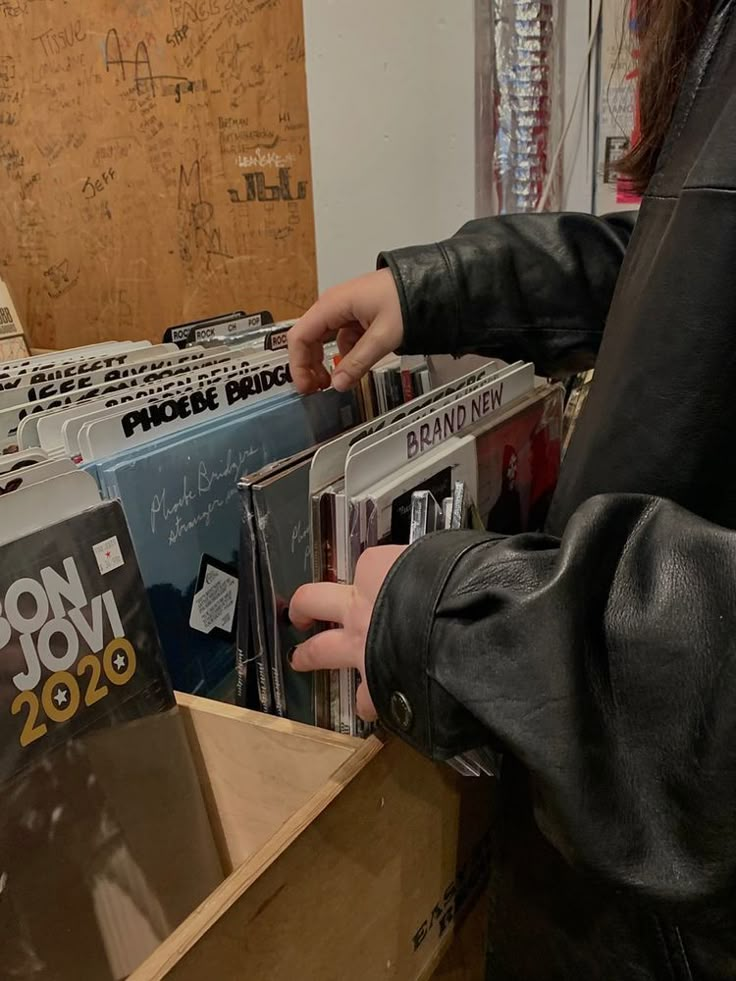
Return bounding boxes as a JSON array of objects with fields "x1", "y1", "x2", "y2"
[{"x1": 390, "y1": 692, "x2": 413, "y2": 731}]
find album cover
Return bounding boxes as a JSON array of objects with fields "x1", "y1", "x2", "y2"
[
  {"x1": 336, "y1": 439, "x2": 476, "y2": 737},
  {"x1": 475, "y1": 385, "x2": 564, "y2": 535},
  {"x1": 359, "y1": 372, "x2": 378, "y2": 420},
  {"x1": 409, "y1": 490, "x2": 442, "y2": 543},
  {"x1": 355, "y1": 440, "x2": 477, "y2": 562},
  {"x1": 236, "y1": 479, "x2": 270, "y2": 712},
  {"x1": 450, "y1": 479, "x2": 468, "y2": 530},
  {"x1": 390, "y1": 467, "x2": 453, "y2": 544},
  {"x1": 95, "y1": 389, "x2": 360, "y2": 697},
  {"x1": 312, "y1": 484, "x2": 339, "y2": 586},
  {"x1": 311, "y1": 484, "x2": 340, "y2": 730},
  {"x1": 250, "y1": 455, "x2": 316, "y2": 725},
  {"x1": 340, "y1": 362, "x2": 533, "y2": 529},
  {"x1": 0, "y1": 501, "x2": 222, "y2": 981},
  {"x1": 237, "y1": 447, "x2": 314, "y2": 716}
]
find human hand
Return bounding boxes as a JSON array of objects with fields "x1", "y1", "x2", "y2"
[
  {"x1": 288, "y1": 269, "x2": 404, "y2": 394},
  {"x1": 289, "y1": 545, "x2": 407, "y2": 721}
]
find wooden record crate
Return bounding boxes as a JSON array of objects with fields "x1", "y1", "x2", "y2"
[{"x1": 131, "y1": 693, "x2": 493, "y2": 981}]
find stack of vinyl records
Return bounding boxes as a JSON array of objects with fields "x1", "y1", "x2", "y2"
[
  {"x1": 0, "y1": 312, "x2": 436, "y2": 707},
  {"x1": 0, "y1": 303, "x2": 572, "y2": 968},
  {"x1": 0, "y1": 314, "x2": 564, "y2": 777},
  {"x1": 238, "y1": 355, "x2": 565, "y2": 777},
  {"x1": 0, "y1": 309, "x2": 444, "y2": 975},
  {"x1": 0, "y1": 314, "x2": 362, "y2": 701},
  {"x1": 351, "y1": 352, "x2": 434, "y2": 419}
]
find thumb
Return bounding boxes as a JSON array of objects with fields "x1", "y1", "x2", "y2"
[
  {"x1": 356, "y1": 680, "x2": 377, "y2": 723},
  {"x1": 331, "y1": 315, "x2": 396, "y2": 392}
]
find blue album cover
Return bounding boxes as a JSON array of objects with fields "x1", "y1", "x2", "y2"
[{"x1": 94, "y1": 389, "x2": 359, "y2": 697}]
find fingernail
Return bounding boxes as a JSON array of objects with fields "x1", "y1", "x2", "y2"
[
  {"x1": 331, "y1": 371, "x2": 349, "y2": 392},
  {"x1": 287, "y1": 646, "x2": 297, "y2": 668}
]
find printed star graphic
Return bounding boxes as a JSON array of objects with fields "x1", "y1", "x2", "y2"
[
  {"x1": 113, "y1": 652, "x2": 127, "y2": 672},
  {"x1": 105, "y1": 550, "x2": 111, "y2": 559},
  {"x1": 54, "y1": 687, "x2": 69, "y2": 707}
]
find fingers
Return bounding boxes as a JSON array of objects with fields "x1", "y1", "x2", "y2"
[
  {"x1": 289, "y1": 582, "x2": 352, "y2": 631},
  {"x1": 336, "y1": 323, "x2": 363, "y2": 359},
  {"x1": 289, "y1": 271, "x2": 404, "y2": 394},
  {"x1": 289, "y1": 286, "x2": 352, "y2": 394},
  {"x1": 288, "y1": 328, "x2": 327, "y2": 394},
  {"x1": 330, "y1": 313, "x2": 396, "y2": 392},
  {"x1": 291, "y1": 639, "x2": 377, "y2": 723},
  {"x1": 297, "y1": 284, "x2": 354, "y2": 339},
  {"x1": 356, "y1": 681, "x2": 378, "y2": 723},
  {"x1": 290, "y1": 629, "x2": 357, "y2": 673},
  {"x1": 311, "y1": 345, "x2": 332, "y2": 390},
  {"x1": 287, "y1": 326, "x2": 328, "y2": 395}
]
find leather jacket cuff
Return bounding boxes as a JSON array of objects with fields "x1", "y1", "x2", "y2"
[
  {"x1": 365, "y1": 530, "x2": 493, "y2": 758},
  {"x1": 377, "y1": 244, "x2": 461, "y2": 356}
]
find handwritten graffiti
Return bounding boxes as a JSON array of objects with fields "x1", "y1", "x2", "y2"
[{"x1": 228, "y1": 168, "x2": 308, "y2": 204}]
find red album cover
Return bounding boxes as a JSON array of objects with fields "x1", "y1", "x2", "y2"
[{"x1": 476, "y1": 387, "x2": 564, "y2": 535}]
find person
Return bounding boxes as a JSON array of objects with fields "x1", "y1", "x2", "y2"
[
  {"x1": 287, "y1": 1, "x2": 736, "y2": 978},
  {"x1": 486, "y1": 444, "x2": 523, "y2": 534}
]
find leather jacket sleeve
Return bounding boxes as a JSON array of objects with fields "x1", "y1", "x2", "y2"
[
  {"x1": 365, "y1": 493, "x2": 736, "y2": 912},
  {"x1": 377, "y1": 212, "x2": 636, "y2": 377}
]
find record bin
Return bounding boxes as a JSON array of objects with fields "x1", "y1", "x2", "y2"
[{"x1": 131, "y1": 693, "x2": 493, "y2": 981}]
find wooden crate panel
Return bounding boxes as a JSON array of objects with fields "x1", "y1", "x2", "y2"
[{"x1": 134, "y1": 700, "x2": 492, "y2": 981}]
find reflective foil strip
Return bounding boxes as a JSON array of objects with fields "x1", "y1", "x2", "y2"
[
  {"x1": 475, "y1": 0, "x2": 496, "y2": 217},
  {"x1": 493, "y1": 0, "x2": 561, "y2": 213}
]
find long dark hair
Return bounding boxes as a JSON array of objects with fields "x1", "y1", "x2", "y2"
[{"x1": 618, "y1": 0, "x2": 712, "y2": 192}]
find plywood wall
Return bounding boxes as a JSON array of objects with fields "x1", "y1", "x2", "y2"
[{"x1": 0, "y1": 0, "x2": 316, "y2": 348}]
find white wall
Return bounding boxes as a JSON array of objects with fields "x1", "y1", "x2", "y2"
[
  {"x1": 303, "y1": 0, "x2": 476, "y2": 291},
  {"x1": 562, "y1": 0, "x2": 597, "y2": 214},
  {"x1": 304, "y1": 0, "x2": 595, "y2": 292}
]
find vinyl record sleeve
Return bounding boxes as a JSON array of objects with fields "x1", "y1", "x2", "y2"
[
  {"x1": 94, "y1": 388, "x2": 360, "y2": 696},
  {"x1": 474, "y1": 385, "x2": 564, "y2": 535},
  {"x1": 0, "y1": 500, "x2": 222, "y2": 981},
  {"x1": 251, "y1": 456, "x2": 315, "y2": 725},
  {"x1": 236, "y1": 479, "x2": 271, "y2": 711}
]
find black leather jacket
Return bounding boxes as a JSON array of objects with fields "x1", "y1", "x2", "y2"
[{"x1": 367, "y1": 3, "x2": 736, "y2": 979}]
